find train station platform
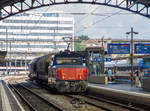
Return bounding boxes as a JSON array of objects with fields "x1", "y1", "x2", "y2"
[
  {"x1": 88, "y1": 83, "x2": 150, "y2": 107},
  {"x1": 0, "y1": 80, "x2": 24, "y2": 111},
  {"x1": 89, "y1": 83, "x2": 150, "y2": 94}
]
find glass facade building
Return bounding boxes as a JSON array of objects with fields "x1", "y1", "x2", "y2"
[
  {"x1": 0, "y1": 12, "x2": 74, "y2": 74},
  {"x1": 0, "y1": 12, "x2": 74, "y2": 61}
]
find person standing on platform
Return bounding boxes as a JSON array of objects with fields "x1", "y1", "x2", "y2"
[
  {"x1": 130, "y1": 71, "x2": 134, "y2": 86},
  {"x1": 135, "y1": 69, "x2": 139, "y2": 77},
  {"x1": 135, "y1": 69, "x2": 140, "y2": 87},
  {"x1": 139, "y1": 69, "x2": 143, "y2": 87},
  {"x1": 130, "y1": 71, "x2": 133, "y2": 82},
  {"x1": 104, "y1": 68, "x2": 108, "y2": 75},
  {"x1": 108, "y1": 68, "x2": 112, "y2": 81},
  {"x1": 104, "y1": 69, "x2": 108, "y2": 83}
]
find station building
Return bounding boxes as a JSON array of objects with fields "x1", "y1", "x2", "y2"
[{"x1": 0, "y1": 12, "x2": 74, "y2": 74}]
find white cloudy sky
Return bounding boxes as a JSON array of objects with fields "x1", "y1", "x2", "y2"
[{"x1": 25, "y1": 3, "x2": 150, "y2": 39}]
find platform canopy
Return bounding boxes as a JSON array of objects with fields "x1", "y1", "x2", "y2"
[
  {"x1": 0, "y1": 0, "x2": 150, "y2": 20},
  {"x1": 139, "y1": 0, "x2": 150, "y2": 7},
  {"x1": 0, "y1": 0, "x2": 23, "y2": 7},
  {"x1": 0, "y1": 51, "x2": 7, "y2": 62},
  {"x1": 0, "y1": 0, "x2": 150, "y2": 9}
]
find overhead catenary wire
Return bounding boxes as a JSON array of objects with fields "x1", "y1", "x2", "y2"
[
  {"x1": 74, "y1": 5, "x2": 102, "y2": 25},
  {"x1": 75, "y1": 0, "x2": 143, "y2": 34},
  {"x1": 76, "y1": 10, "x2": 122, "y2": 34}
]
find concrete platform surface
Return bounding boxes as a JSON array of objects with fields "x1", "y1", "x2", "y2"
[
  {"x1": 88, "y1": 83, "x2": 150, "y2": 107},
  {"x1": 0, "y1": 80, "x2": 24, "y2": 111},
  {"x1": 89, "y1": 83, "x2": 150, "y2": 94}
]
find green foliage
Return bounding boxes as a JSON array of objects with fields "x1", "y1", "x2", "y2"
[
  {"x1": 78, "y1": 35, "x2": 89, "y2": 41},
  {"x1": 74, "y1": 43, "x2": 86, "y2": 51}
]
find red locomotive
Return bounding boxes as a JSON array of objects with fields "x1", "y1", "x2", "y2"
[{"x1": 29, "y1": 50, "x2": 88, "y2": 92}]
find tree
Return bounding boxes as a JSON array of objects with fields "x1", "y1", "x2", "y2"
[
  {"x1": 74, "y1": 35, "x2": 89, "y2": 51},
  {"x1": 74, "y1": 43, "x2": 86, "y2": 51},
  {"x1": 78, "y1": 35, "x2": 89, "y2": 41}
]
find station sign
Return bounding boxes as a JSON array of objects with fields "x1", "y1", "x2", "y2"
[
  {"x1": 134, "y1": 43, "x2": 150, "y2": 54},
  {"x1": 93, "y1": 57, "x2": 112, "y2": 62},
  {"x1": 107, "y1": 43, "x2": 130, "y2": 54},
  {"x1": 93, "y1": 58, "x2": 102, "y2": 62},
  {"x1": 104, "y1": 58, "x2": 112, "y2": 62}
]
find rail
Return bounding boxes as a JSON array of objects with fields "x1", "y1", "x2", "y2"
[
  {"x1": 8, "y1": 82, "x2": 63, "y2": 111},
  {"x1": 64, "y1": 94, "x2": 142, "y2": 111}
]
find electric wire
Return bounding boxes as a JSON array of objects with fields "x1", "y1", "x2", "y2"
[
  {"x1": 74, "y1": 5, "x2": 102, "y2": 25},
  {"x1": 76, "y1": 10, "x2": 122, "y2": 34}
]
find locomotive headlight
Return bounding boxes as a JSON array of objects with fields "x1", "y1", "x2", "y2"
[
  {"x1": 80, "y1": 76, "x2": 82, "y2": 79},
  {"x1": 62, "y1": 76, "x2": 65, "y2": 79}
]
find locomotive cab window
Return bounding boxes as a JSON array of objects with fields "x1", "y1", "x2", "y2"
[{"x1": 55, "y1": 57, "x2": 82, "y2": 65}]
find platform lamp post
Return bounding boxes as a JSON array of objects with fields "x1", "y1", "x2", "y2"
[
  {"x1": 53, "y1": 29, "x2": 57, "y2": 50},
  {"x1": 24, "y1": 51, "x2": 31, "y2": 75},
  {"x1": 24, "y1": 51, "x2": 29, "y2": 75},
  {"x1": 14, "y1": 54, "x2": 17, "y2": 75},
  {"x1": 126, "y1": 27, "x2": 138, "y2": 78},
  {"x1": 6, "y1": 27, "x2": 8, "y2": 75},
  {"x1": 9, "y1": 42, "x2": 11, "y2": 74},
  {"x1": 25, "y1": 51, "x2": 27, "y2": 75},
  {"x1": 101, "y1": 36, "x2": 104, "y2": 47}
]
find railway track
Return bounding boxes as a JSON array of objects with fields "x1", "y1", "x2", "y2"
[
  {"x1": 64, "y1": 94, "x2": 112, "y2": 111},
  {"x1": 8, "y1": 82, "x2": 63, "y2": 111},
  {"x1": 9, "y1": 79, "x2": 146, "y2": 111},
  {"x1": 64, "y1": 94, "x2": 143, "y2": 111},
  {"x1": 34, "y1": 80, "x2": 143, "y2": 111},
  {"x1": 9, "y1": 81, "x2": 105, "y2": 111},
  {"x1": 83, "y1": 94, "x2": 143, "y2": 111},
  {"x1": 33, "y1": 80, "x2": 143, "y2": 111}
]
